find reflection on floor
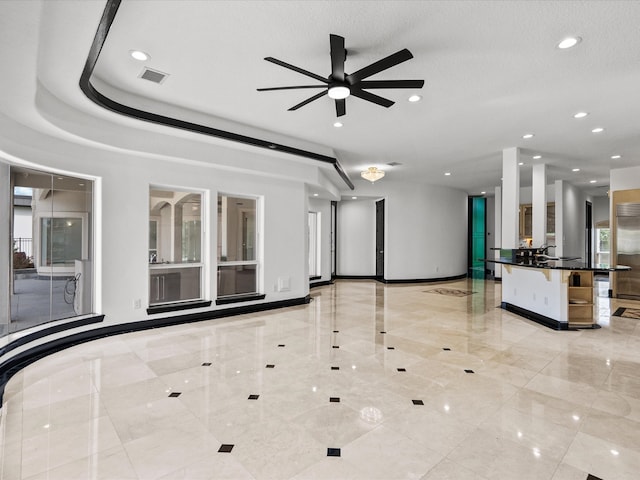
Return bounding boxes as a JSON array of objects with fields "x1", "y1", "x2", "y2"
[{"x1": 1, "y1": 278, "x2": 640, "y2": 479}]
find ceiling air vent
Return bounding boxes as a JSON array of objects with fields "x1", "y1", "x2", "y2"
[
  {"x1": 387, "y1": 162, "x2": 402, "y2": 167},
  {"x1": 139, "y1": 68, "x2": 169, "y2": 84}
]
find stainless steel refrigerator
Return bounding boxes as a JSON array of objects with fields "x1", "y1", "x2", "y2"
[{"x1": 616, "y1": 203, "x2": 640, "y2": 299}]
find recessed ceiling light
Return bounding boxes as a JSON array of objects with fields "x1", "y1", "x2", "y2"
[
  {"x1": 518, "y1": 162, "x2": 524, "y2": 166},
  {"x1": 573, "y1": 112, "x2": 589, "y2": 119},
  {"x1": 557, "y1": 37, "x2": 581, "y2": 49},
  {"x1": 481, "y1": 191, "x2": 486, "y2": 195},
  {"x1": 522, "y1": 133, "x2": 534, "y2": 139},
  {"x1": 444, "y1": 172, "x2": 451, "y2": 176},
  {"x1": 611, "y1": 155, "x2": 621, "y2": 159},
  {"x1": 313, "y1": 193, "x2": 319, "y2": 197},
  {"x1": 351, "y1": 196, "x2": 357, "y2": 200},
  {"x1": 333, "y1": 122, "x2": 343, "y2": 128},
  {"x1": 130, "y1": 50, "x2": 150, "y2": 61},
  {"x1": 572, "y1": 168, "x2": 580, "y2": 172},
  {"x1": 533, "y1": 155, "x2": 541, "y2": 159},
  {"x1": 592, "y1": 127, "x2": 604, "y2": 133},
  {"x1": 590, "y1": 180, "x2": 597, "y2": 183},
  {"x1": 408, "y1": 95, "x2": 422, "y2": 103}
]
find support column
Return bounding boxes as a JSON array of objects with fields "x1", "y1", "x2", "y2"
[
  {"x1": 501, "y1": 147, "x2": 520, "y2": 249},
  {"x1": 532, "y1": 163, "x2": 547, "y2": 248},
  {"x1": 555, "y1": 180, "x2": 564, "y2": 257}
]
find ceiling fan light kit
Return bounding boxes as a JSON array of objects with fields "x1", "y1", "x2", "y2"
[
  {"x1": 258, "y1": 34, "x2": 424, "y2": 117},
  {"x1": 361, "y1": 167, "x2": 385, "y2": 182}
]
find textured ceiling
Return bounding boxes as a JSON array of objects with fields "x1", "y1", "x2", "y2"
[{"x1": 88, "y1": 1, "x2": 640, "y2": 195}]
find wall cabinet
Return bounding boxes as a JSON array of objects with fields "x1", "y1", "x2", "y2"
[
  {"x1": 149, "y1": 266, "x2": 200, "y2": 305},
  {"x1": 519, "y1": 203, "x2": 555, "y2": 241}
]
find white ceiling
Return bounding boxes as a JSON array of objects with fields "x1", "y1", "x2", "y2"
[{"x1": 78, "y1": 1, "x2": 640, "y2": 195}]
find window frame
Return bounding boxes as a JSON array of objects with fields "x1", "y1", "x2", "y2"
[{"x1": 216, "y1": 192, "x2": 262, "y2": 300}]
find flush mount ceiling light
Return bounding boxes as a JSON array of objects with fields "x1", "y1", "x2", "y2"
[
  {"x1": 592, "y1": 127, "x2": 604, "y2": 133},
  {"x1": 130, "y1": 50, "x2": 150, "y2": 61},
  {"x1": 408, "y1": 94, "x2": 422, "y2": 102},
  {"x1": 557, "y1": 37, "x2": 581, "y2": 49},
  {"x1": 361, "y1": 166, "x2": 385, "y2": 182},
  {"x1": 328, "y1": 85, "x2": 350, "y2": 100},
  {"x1": 573, "y1": 111, "x2": 589, "y2": 119}
]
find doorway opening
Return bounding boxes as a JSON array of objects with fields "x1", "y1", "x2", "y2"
[
  {"x1": 468, "y1": 196, "x2": 486, "y2": 279},
  {"x1": 376, "y1": 199, "x2": 385, "y2": 279}
]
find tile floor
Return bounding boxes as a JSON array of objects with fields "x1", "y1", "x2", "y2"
[{"x1": 1, "y1": 278, "x2": 639, "y2": 479}]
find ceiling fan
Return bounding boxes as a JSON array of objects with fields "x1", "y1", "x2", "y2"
[{"x1": 257, "y1": 34, "x2": 424, "y2": 117}]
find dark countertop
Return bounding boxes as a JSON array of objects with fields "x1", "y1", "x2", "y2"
[{"x1": 483, "y1": 257, "x2": 631, "y2": 272}]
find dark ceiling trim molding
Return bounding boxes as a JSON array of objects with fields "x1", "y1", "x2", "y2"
[{"x1": 79, "y1": 0, "x2": 354, "y2": 190}]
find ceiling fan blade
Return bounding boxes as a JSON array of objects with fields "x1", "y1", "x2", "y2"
[
  {"x1": 264, "y1": 57, "x2": 328, "y2": 84},
  {"x1": 335, "y1": 98, "x2": 346, "y2": 117},
  {"x1": 350, "y1": 88, "x2": 394, "y2": 108},
  {"x1": 288, "y1": 90, "x2": 328, "y2": 111},
  {"x1": 330, "y1": 34, "x2": 346, "y2": 82},
  {"x1": 347, "y1": 49, "x2": 414, "y2": 84},
  {"x1": 257, "y1": 85, "x2": 327, "y2": 91},
  {"x1": 358, "y1": 79, "x2": 424, "y2": 89}
]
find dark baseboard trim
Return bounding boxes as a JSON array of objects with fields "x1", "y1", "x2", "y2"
[
  {"x1": 333, "y1": 275, "x2": 378, "y2": 280},
  {"x1": 0, "y1": 315, "x2": 105, "y2": 358},
  {"x1": 0, "y1": 295, "x2": 310, "y2": 406},
  {"x1": 382, "y1": 274, "x2": 467, "y2": 284},
  {"x1": 309, "y1": 276, "x2": 321, "y2": 281},
  {"x1": 215, "y1": 294, "x2": 266, "y2": 306},
  {"x1": 147, "y1": 300, "x2": 212, "y2": 315},
  {"x1": 501, "y1": 302, "x2": 571, "y2": 331},
  {"x1": 78, "y1": 0, "x2": 354, "y2": 190},
  {"x1": 310, "y1": 280, "x2": 334, "y2": 288}
]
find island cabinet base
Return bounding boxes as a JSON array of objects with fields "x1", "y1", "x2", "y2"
[{"x1": 501, "y1": 265, "x2": 597, "y2": 330}]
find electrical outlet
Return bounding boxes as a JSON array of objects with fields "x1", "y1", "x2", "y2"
[{"x1": 134, "y1": 299, "x2": 141, "y2": 309}]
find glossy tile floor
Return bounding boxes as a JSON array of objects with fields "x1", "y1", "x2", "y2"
[{"x1": 1, "y1": 278, "x2": 640, "y2": 480}]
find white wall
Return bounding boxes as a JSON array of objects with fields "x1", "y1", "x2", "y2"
[
  {"x1": 611, "y1": 165, "x2": 640, "y2": 192},
  {"x1": 336, "y1": 199, "x2": 376, "y2": 276},
  {"x1": 0, "y1": 129, "x2": 311, "y2": 327},
  {"x1": 560, "y1": 181, "x2": 586, "y2": 258},
  {"x1": 337, "y1": 180, "x2": 467, "y2": 280}
]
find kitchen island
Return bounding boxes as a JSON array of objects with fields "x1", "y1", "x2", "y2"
[{"x1": 486, "y1": 254, "x2": 631, "y2": 330}]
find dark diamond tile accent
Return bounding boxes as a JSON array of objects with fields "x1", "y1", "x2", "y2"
[
  {"x1": 387, "y1": 346, "x2": 395, "y2": 350},
  {"x1": 397, "y1": 368, "x2": 406, "y2": 372},
  {"x1": 380, "y1": 331, "x2": 387, "y2": 334},
  {"x1": 332, "y1": 346, "x2": 340, "y2": 349},
  {"x1": 248, "y1": 394, "x2": 260, "y2": 400},
  {"x1": 464, "y1": 369, "x2": 475, "y2": 373},
  {"x1": 168, "y1": 392, "x2": 181, "y2": 398},
  {"x1": 278, "y1": 344, "x2": 285, "y2": 347},
  {"x1": 201, "y1": 362, "x2": 212, "y2": 366},
  {"x1": 333, "y1": 330, "x2": 339, "y2": 333},
  {"x1": 327, "y1": 448, "x2": 341, "y2": 457},
  {"x1": 331, "y1": 366, "x2": 340, "y2": 370},
  {"x1": 442, "y1": 348, "x2": 451, "y2": 351},
  {"x1": 266, "y1": 364, "x2": 275, "y2": 368},
  {"x1": 412, "y1": 399, "x2": 424, "y2": 405},
  {"x1": 330, "y1": 397, "x2": 340, "y2": 403},
  {"x1": 218, "y1": 444, "x2": 234, "y2": 453},
  {"x1": 586, "y1": 475, "x2": 603, "y2": 480}
]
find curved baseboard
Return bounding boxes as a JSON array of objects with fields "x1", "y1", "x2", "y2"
[{"x1": 0, "y1": 295, "x2": 310, "y2": 406}]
